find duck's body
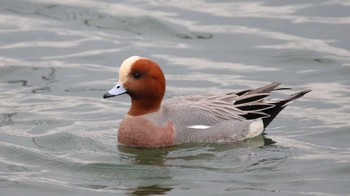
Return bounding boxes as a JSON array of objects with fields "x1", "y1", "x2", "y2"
[{"x1": 104, "y1": 56, "x2": 310, "y2": 148}]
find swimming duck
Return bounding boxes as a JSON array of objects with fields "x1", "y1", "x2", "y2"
[{"x1": 103, "y1": 56, "x2": 310, "y2": 148}]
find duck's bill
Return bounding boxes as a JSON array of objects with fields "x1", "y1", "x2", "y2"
[{"x1": 103, "y1": 82, "x2": 127, "y2": 99}]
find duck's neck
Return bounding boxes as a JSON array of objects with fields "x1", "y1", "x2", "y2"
[{"x1": 128, "y1": 97, "x2": 162, "y2": 116}]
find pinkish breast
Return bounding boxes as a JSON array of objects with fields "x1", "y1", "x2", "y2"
[{"x1": 117, "y1": 115, "x2": 175, "y2": 148}]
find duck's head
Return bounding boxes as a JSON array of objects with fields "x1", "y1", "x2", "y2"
[{"x1": 103, "y1": 56, "x2": 166, "y2": 116}]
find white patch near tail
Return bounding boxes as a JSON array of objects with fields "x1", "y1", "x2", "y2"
[
  {"x1": 187, "y1": 125, "x2": 211, "y2": 129},
  {"x1": 246, "y1": 118, "x2": 264, "y2": 138}
]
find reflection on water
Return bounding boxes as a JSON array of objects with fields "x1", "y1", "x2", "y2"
[
  {"x1": 131, "y1": 185, "x2": 173, "y2": 196},
  {"x1": 118, "y1": 135, "x2": 275, "y2": 167},
  {"x1": 1, "y1": 0, "x2": 350, "y2": 195}
]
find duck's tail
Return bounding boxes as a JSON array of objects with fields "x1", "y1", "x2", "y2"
[
  {"x1": 261, "y1": 89, "x2": 311, "y2": 128},
  {"x1": 234, "y1": 82, "x2": 311, "y2": 128}
]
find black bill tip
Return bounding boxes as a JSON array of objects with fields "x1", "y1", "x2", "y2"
[{"x1": 103, "y1": 92, "x2": 116, "y2": 99}]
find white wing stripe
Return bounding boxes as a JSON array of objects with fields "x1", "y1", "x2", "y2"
[{"x1": 187, "y1": 125, "x2": 211, "y2": 129}]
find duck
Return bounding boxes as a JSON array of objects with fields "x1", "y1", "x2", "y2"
[{"x1": 103, "y1": 56, "x2": 311, "y2": 148}]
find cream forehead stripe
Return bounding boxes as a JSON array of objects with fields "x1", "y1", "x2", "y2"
[{"x1": 118, "y1": 56, "x2": 147, "y2": 83}]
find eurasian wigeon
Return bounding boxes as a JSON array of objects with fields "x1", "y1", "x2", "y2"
[{"x1": 103, "y1": 56, "x2": 311, "y2": 148}]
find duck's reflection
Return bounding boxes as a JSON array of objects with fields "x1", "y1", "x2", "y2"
[
  {"x1": 206, "y1": 134, "x2": 275, "y2": 151},
  {"x1": 117, "y1": 135, "x2": 275, "y2": 195},
  {"x1": 117, "y1": 145, "x2": 175, "y2": 166},
  {"x1": 118, "y1": 134, "x2": 275, "y2": 164},
  {"x1": 117, "y1": 145, "x2": 176, "y2": 195},
  {"x1": 130, "y1": 184, "x2": 173, "y2": 196}
]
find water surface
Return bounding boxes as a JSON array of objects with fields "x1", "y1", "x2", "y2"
[{"x1": 1, "y1": 0, "x2": 350, "y2": 195}]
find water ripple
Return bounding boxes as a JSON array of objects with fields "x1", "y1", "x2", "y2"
[{"x1": 0, "y1": 0, "x2": 350, "y2": 195}]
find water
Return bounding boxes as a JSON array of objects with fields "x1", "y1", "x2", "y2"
[{"x1": 1, "y1": 0, "x2": 350, "y2": 195}]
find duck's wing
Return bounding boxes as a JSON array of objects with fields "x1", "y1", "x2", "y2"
[{"x1": 164, "y1": 82, "x2": 311, "y2": 128}]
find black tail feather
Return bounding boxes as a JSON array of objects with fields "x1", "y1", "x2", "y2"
[
  {"x1": 261, "y1": 89, "x2": 311, "y2": 128},
  {"x1": 236, "y1": 82, "x2": 281, "y2": 96},
  {"x1": 241, "y1": 111, "x2": 270, "y2": 120},
  {"x1": 235, "y1": 82, "x2": 311, "y2": 128},
  {"x1": 234, "y1": 93, "x2": 269, "y2": 105},
  {"x1": 236, "y1": 103, "x2": 275, "y2": 111}
]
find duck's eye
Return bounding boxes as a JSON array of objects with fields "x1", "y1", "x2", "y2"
[{"x1": 133, "y1": 71, "x2": 142, "y2": 79}]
